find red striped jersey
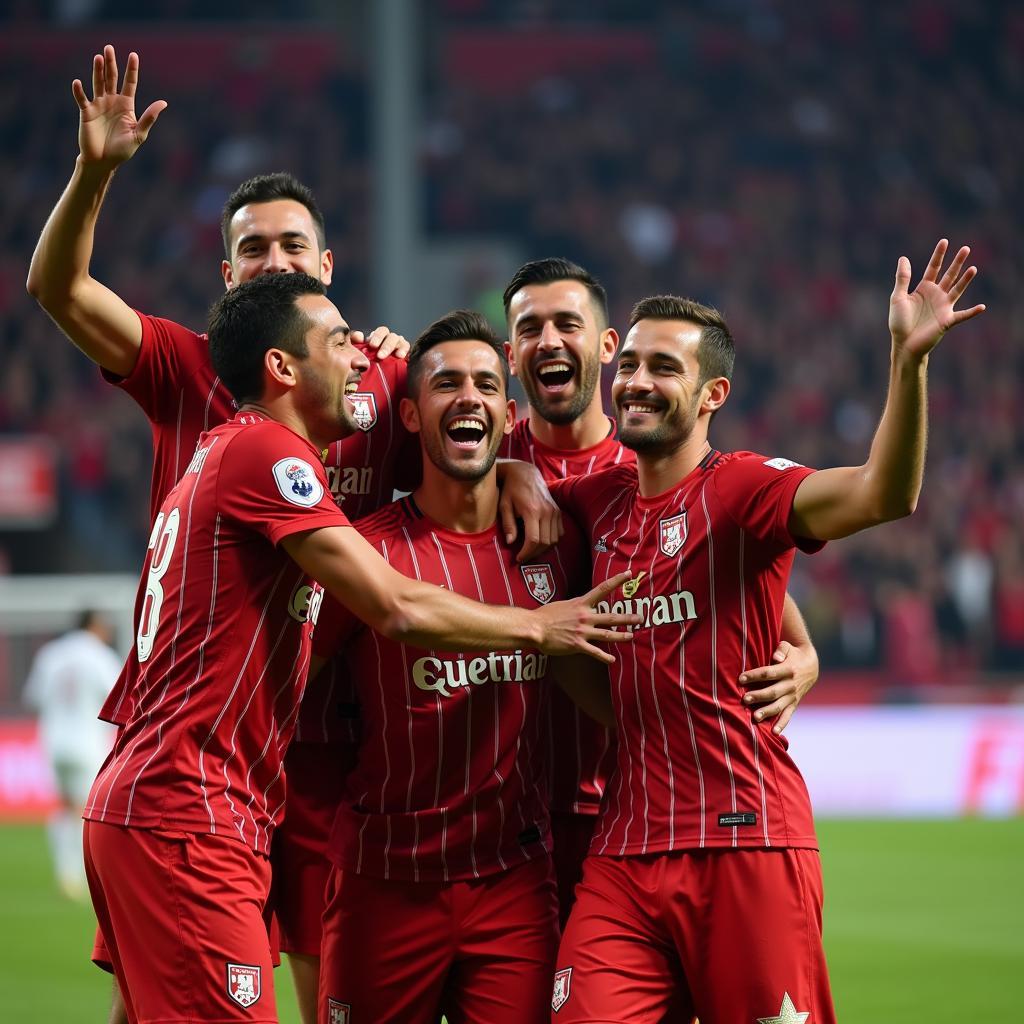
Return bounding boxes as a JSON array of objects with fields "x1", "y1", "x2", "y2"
[
  {"x1": 499, "y1": 417, "x2": 633, "y2": 816},
  {"x1": 312, "y1": 496, "x2": 589, "y2": 882},
  {"x1": 550, "y1": 450, "x2": 825, "y2": 855},
  {"x1": 84, "y1": 413, "x2": 350, "y2": 854},
  {"x1": 99, "y1": 312, "x2": 409, "y2": 731}
]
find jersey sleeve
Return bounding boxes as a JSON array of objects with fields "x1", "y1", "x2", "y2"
[
  {"x1": 710, "y1": 454, "x2": 825, "y2": 553},
  {"x1": 100, "y1": 313, "x2": 209, "y2": 423},
  {"x1": 217, "y1": 425, "x2": 352, "y2": 546}
]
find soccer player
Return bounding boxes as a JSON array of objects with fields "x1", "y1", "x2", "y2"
[
  {"x1": 82, "y1": 272, "x2": 637, "y2": 1024},
  {"x1": 545, "y1": 240, "x2": 984, "y2": 1023},
  {"x1": 313, "y1": 309, "x2": 614, "y2": 1024},
  {"x1": 23, "y1": 610, "x2": 120, "y2": 900},
  {"x1": 25, "y1": 45, "x2": 556, "y2": 1023},
  {"x1": 501, "y1": 258, "x2": 820, "y2": 927}
]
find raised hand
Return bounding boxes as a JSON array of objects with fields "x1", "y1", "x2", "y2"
[
  {"x1": 72, "y1": 45, "x2": 167, "y2": 170},
  {"x1": 889, "y1": 238, "x2": 986, "y2": 360}
]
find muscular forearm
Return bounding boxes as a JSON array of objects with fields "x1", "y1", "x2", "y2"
[
  {"x1": 27, "y1": 158, "x2": 114, "y2": 303},
  {"x1": 858, "y1": 346, "x2": 928, "y2": 522},
  {"x1": 384, "y1": 577, "x2": 544, "y2": 651},
  {"x1": 779, "y1": 592, "x2": 810, "y2": 648}
]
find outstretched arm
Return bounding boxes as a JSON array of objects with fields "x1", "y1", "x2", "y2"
[
  {"x1": 26, "y1": 45, "x2": 166, "y2": 377},
  {"x1": 283, "y1": 525, "x2": 638, "y2": 664},
  {"x1": 740, "y1": 592, "x2": 819, "y2": 734},
  {"x1": 789, "y1": 239, "x2": 985, "y2": 541}
]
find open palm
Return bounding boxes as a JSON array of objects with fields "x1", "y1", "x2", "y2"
[
  {"x1": 72, "y1": 45, "x2": 166, "y2": 169},
  {"x1": 889, "y1": 239, "x2": 986, "y2": 359}
]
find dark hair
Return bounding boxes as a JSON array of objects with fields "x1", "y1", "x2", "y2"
[
  {"x1": 208, "y1": 273, "x2": 325, "y2": 403},
  {"x1": 77, "y1": 609, "x2": 103, "y2": 632},
  {"x1": 502, "y1": 257, "x2": 609, "y2": 328},
  {"x1": 628, "y1": 295, "x2": 735, "y2": 384},
  {"x1": 220, "y1": 173, "x2": 327, "y2": 258},
  {"x1": 407, "y1": 309, "x2": 509, "y2": 397}
]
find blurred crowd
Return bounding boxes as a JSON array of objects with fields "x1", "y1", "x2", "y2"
[{"x1": 1, "y1": 1, "x2": 1021, "y2": 681}]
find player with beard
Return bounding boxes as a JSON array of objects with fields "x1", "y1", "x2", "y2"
[
  {"x1": 83, "y1": 277, "x2": 638, "y2": 1024},
  {"x1": 312, "y1": 311, "x2": 612, "y2": 1024},
  {"x1": 27, "y1": 46, "x2": 560, "y2": 1024},
  {"x1": 501, "y1": 258, "x2": 820, "y2": 929},
  {"x1": 545, "y1": 241, "x2": 984, "y2": 1023}
]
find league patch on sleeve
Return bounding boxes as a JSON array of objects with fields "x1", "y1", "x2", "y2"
[
  {"x1": 272, "y1": 457, "x2": 325, "y2": 507},
  {"x1": 763, "y1": 457, "x2": 803, "y2": 472}
]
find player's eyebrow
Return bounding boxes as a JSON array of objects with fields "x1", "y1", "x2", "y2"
[
  {"x1": 328, "y1": 325, "x2": 351, "y2": 339},
  {"x1": 235, "y1": 229, "x2": 312, "y2": 248},
  {"x1": 514, "y1": 310, "x2": 584, "y2": 331}
]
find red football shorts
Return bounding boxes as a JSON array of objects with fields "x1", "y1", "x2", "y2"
[
  {"x1": 271, "y1": 740, "x2": 356, "y2": 956},
  {"x1": 84, "y1": 820, "x2": 277, "y2": 1024},
  {"x1": 549, "y1": 811, "x2": 598, "y2": 931},
  {"x1": 551, "y1": 848, "x2": 836, "y2": 1023},
  {"x1": 319, "y1": 856, "x2": 559, "y2": 1024}
]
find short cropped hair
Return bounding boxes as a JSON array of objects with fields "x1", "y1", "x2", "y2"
[
  {"x1": 407, "y1": 309, "x2": 509, "y2": 397},
  {"x1": 220, "y1": 173, "x2": 327, "y2": 257},
  {"x1": 628, "y1": 295, "x2": 735, "y2": 384},
  {"x1": 502, "y1": 257, "x2": 609, "y2": 328},
  {"x1": 208, "y1": 272, "x2": 325, "y2": 403}
]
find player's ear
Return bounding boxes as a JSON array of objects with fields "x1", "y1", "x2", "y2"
[
  {"x1": 399, "y1": 395, "x2": 421, "y2": 433},
  {"x1": 503, "y1": 398, "x2": 516, "y2": 435},
  {"x1": 504, "y1": 340, "x2": 518, "y2": 377},
  {"x1": 599, "y1": 327, "x2": 619, "y2": 365},
  {"x1": 701, "y1": 377, "x2": 730, "y2": 414},
  {"x1": 265, "y1": 347, "x2": 297, "y2": 389},
  {"x1": 221, "y1": 259, "x2": 235, "y2": 290},
  {"x1": 319, "y1": 248, "x2": 334, "y2": 287}
]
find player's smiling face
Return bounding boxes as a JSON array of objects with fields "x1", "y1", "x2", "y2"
[
  {"x1": 613, "y1": 319, "x2": 707, "y2": 454},
  {"x1": 222, "y1": 199, "x2": 334, "y2": 289},
  {"x1": 506, "y1": 280, "x2": 616, "y2": 425},
  {"x1": 292, "y1": 294, "x2": 369, "y2": 441},
  {"x1": 406, "y1": 339, "x2": 514, "y2": 482}
]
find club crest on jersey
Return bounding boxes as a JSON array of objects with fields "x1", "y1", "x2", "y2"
[
  {"x1": 328, "y1": 998, "x2": 352, "y2": 1024},
  {"x1": 226, "y1": 963, "x2": 261, "y2": 1008},
  {"x1": 521, "y1": 564, "x2": 555, "y2": 604},
  {"x1": 659, "y1": 511, "x2": 687, "y2": 557},
  {"x1": 551, "y1": 967, "x2": 572, "y2": 1013},
  {"x1": 349, "y1": 392, "x2": 378, "y2": 432},
  {"x1": 272, "y1": 457, "x2": 325, "y2": 508},
  {"x1": 594, "y1": 534, "x2": 609, "y2": 553}
]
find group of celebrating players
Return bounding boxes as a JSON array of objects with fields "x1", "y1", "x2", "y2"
[{"x1": 27, "y1": 45, "x2": 985, "y2": 1024}]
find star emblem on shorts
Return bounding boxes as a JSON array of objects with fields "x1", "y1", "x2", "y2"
[{"x1": 757, "y1": 992, "x2": 810, "y2": 1024}]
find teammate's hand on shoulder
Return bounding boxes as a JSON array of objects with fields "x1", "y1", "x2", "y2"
[
  {"x1": 739, "y1": 639, "x2": 820, "y2": 735},
  {"x1": 72, "y1": 45, "x2": 166, "y2": 170},
  {"x1": 353, "y1": 325, "x2": 410, "y2": 361},
  {"x1": 495, "y1": 461, "x2": 563, "y2": 562}
]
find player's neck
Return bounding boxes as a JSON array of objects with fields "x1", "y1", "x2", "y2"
[
  {"x1": 413, "y1": 463, "x2": 499, "y2": 535},
  {"x1": 526, "y1": 398, "x2": 611, "y2": 452},
  {"x1": 239, "y1": 399, "x2": 336, "y2": 453},
  {"x1": 635, "y1": 435, "x2": 713, "y2": 498}
]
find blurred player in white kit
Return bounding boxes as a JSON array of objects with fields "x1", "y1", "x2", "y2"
[{"x1": 23, "y1": 611, "x2": 120, "y2": 899}]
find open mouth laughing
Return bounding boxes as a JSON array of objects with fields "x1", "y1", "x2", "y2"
[
  {"x1": 445, "y1": 417, "x2": 488, "y2": 449},
  {"x1": 534, "y1": 358, "x2": 576, "y2": 392}
]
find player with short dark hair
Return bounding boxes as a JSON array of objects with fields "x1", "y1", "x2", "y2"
[
  {"x1": 313, "y1": 310, "x2": 610, "y2": 1024},
  {"x1": 547, "y1": 240, "x2": 985, "y2": 1022},
  {"x1": 26, "y1": 45, "x2": 560, "y2": 1024},
  {"x1": 83, "y1": 277, "x2": 637, "y2": 1024},
  {"x1": 502, "y1": 258, "x2": 820, "y2": 933}
]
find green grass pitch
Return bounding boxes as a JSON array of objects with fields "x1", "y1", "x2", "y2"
[{"x1": 0, "y1": 819, "x2": 1019, "y2": 1022}]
